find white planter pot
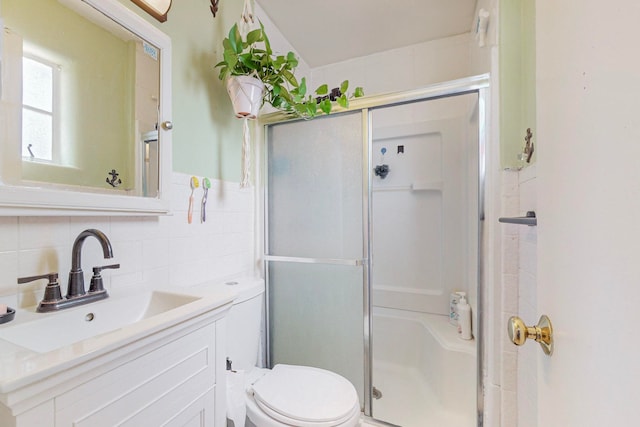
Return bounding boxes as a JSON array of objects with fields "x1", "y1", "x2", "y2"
[{"x1": 226, "y1": 76, "x2": 265, "y2": 119}]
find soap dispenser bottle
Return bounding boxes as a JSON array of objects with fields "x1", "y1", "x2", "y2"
[{"x1": 457, "y1": 294, "x2": 473, "y2": 340}]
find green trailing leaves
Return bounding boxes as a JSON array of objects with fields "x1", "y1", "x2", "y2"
[
  {"x1": 246, "y1": 28, "x2": 262, "y2": 45},
  {"x1": 238, "y1": 53, "x2": 258, "y2": 70},
  {"x1": 286, "y1": 52, "x2": 298, "y2": 68},
  {"x1": 340, "y1": 80, "x2": 349, "y2": 95},
  {"x1": 281, "y1": 69, "x2": 298, "y2": 88},
  {"x1": 260, "y1": 21, "x2": 272, "y2": 55},
  {"x1": 298, "y1": 78, "x2": 307, "y2": 97},
  {"x1": 316, "y1": 84, "x2": 329, "y2": 96},
  {"x1": 215, "y1": 20, "x2": 365, "y2": 119},
  {"x1": 319, "y1": 99, "x2": 332, "y2": 115},
  {"x1": 228, "y1": 24, "x2": 243, "y2": 54},
  {"x1": 337, "y1": 94, "x2": 349, "y2": 109}
]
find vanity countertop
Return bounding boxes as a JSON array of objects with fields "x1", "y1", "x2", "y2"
[{"x1": 0, "y1": 285, "x2": 236, "y2": 395}]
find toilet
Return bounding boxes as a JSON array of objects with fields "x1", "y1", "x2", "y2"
[{"x1": 224, "y1": 278, "x2": 361, "y2": 427}]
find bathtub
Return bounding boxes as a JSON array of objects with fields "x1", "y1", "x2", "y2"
[{"x1": 371, "y1": 306, "x2": 476, "y2": 427}]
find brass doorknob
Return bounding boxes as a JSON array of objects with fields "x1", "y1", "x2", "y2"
[{"x1": 508, "y1": 315, "x2": 554, "y2": 356}]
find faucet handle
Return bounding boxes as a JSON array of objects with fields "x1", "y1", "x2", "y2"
[
  {"x1": 18, "y1": 272, "x2": 58, "y2": 285},
  {"x1": 18, "y1": 273, "x2": 63, "y2": 306},
  {"x1": 92, "y1": 264, "x2": 120, "y2": 273},
  {"x1": 88, "y1": 264, "x2": 120, "y2": 294}
]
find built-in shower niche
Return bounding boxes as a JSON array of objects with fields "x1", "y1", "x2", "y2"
[{"x1": 371, "y1": 94, "x2": 479, "y2": 317}]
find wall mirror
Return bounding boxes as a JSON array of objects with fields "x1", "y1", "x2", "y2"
[{"x1": 0, "y1": 0, "x2": 172, "y2": 215}]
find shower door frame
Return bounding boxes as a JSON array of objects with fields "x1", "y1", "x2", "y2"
[{"x1": 260, "y1": 73, "x2": 490, "y2": 426}]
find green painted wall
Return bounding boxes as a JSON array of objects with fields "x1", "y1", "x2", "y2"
[
  {"x1": 119, "y1": 0, "x2": 245, "y2": 182},
  {"x1": 500, "y1": 0, "x2": 536, "y2": 168}
]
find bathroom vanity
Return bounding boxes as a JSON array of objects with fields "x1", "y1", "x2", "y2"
[{"x1": 0, "y1": 287, "x2": 234, "y2": 427}]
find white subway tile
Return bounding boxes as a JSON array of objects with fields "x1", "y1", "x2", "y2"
[
  {"x1": 168, "y1": 259, "x2": 207, "y2": 288},
  {"x1": 142, "y1": 238, "x2": 170, "y2": 270},
  {"x1": 501, "y1": 195, "x2": 520, "y2": 216},
  {"x1": 110, "y1": 270, "x2": 144, "y2": 292},
  {"x1": 0, "y1": 252, "x2": 19, "y2": 296},
  {"x1": 0, "y1": 217, "x2": 19, "y2": 252},
  {"x1": 501, "y1": 389, "x2": 518, "y2": 427},
  {"x1": 141, "y1": 267, "x2": 170, "y2": 289},
  {"x1": 109, "y1": 217, "x2": 152, "y2": 242},
  {"x1": 68, "y1": 217, "x2": 111, "y2": 242},
  {"x1": 501, "y1": 170, "x2": 520, "y2": 196},
  {"x1": 110, "y1": 241, "x2": 142, "y2": 274},
  {"x1": 502, "y1": 234, "x2": 519, "y2": 275},
  {"x1": 18, "y1": 247, "x2": 69, "y2": 280},
  {"x1": 501, "y1": 350, "x2": 518, "y2": 392},
  {"x1": 519, "y1": 164, "x2": 537, "y2": 183},
  {"x1": 18, "y1": 217, "x2": 70, "y2": 250},
  {"x1": 0, "y1": 169, "x2": 254, "y2": 314},
  {"x1": 502, "y1": 273, "x2": 519, "y2": 313}
]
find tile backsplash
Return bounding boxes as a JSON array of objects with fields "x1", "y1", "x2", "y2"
[{"x1": 0, "y1": 172, "x2": 255, "y2": 308}]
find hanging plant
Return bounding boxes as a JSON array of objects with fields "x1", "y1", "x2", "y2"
[{"x1": 215, "y1": 21, "x2": 364, "y2": 119}]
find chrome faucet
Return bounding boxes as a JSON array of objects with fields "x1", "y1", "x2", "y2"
[{"x1": 67, "y1": 229, "x2": 114, "y2": 299}]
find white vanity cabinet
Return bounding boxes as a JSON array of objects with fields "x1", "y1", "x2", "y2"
[
  {"x1": 55, "y1": 322, "x2": 220, "y2": 426},
  {"x1": 0, "y1": 302, "x2": 229, "y2": 427}
]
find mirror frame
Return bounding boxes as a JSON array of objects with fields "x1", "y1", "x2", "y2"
[
  {"x1": 0, "y1": 0, "x2": 172, "y2": 216},
  {"x1": 130, "y1": 0, "x2": 171, "y2": 23}
]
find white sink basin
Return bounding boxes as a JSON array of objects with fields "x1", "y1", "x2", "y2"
[{"x1": 0, "y1": 291, "x2": 200, "y2": 353}]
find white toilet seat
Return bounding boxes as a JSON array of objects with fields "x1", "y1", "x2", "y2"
[{"x1": 245, "y1": 365, "x2": 361, "y2": 427}]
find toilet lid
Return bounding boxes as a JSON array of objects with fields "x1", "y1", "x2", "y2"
[{"x1": 250, "y1": 364, "x2": 359, "y2": 425}]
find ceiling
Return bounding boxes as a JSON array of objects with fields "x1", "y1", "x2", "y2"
[{"x1": 255, "y1": 0, "x2": 479, "y2": 68}]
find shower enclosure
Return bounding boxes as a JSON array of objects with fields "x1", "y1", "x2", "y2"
[{"x1": 263, "y1": 75, "x2": 488, "y2": 427}]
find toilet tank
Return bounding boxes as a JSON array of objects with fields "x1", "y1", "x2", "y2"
[{"x1": 225, "y1": 277, "x2": 265, "y2": 371}]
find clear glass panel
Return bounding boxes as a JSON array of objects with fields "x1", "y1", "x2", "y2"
[
  {"x1": 22, "y1": 109, "x2": 53, "y2": 160},
  {"x1": 267, "y1": 113, "x2": 364, "y2": 259},
  {"x1": 23, "y1": 57, "x2": 53, "y2": 112},
  {"x1": 370, "y1": 93, "x2": 479, "y2": 426},
  {"x1": 266, "y1": 112, "x2": 365, "y2": 406}
]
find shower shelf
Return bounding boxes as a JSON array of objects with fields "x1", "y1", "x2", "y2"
[
  {"x1": 373, "y1": 181, "x2": 443, "y2": 192},
  {"x1": 498, "y1": 211, "x2": 537, "y2": 226}
]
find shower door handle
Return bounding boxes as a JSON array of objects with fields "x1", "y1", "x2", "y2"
[{"x1": 264, "y1": 255, "x2": 365, "y2": 266}]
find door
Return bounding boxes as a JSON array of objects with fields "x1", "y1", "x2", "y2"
[
  {"x1": 369, "y1": 95, "x2": 479, "y2": 426},
  {"x1": 265, "y1": 112, "x2": 367, "y2": 404},
  {"x1": 535, "y1": 1, "x2": 640, "y2": 425}
]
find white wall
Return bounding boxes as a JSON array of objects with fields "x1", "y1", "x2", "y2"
[
  {"x1": 0, "y1": 173, "x2": 255, "y2": 308},
  {"x1": 312, "y1": 33, "x2": 473, "y2": 98}
]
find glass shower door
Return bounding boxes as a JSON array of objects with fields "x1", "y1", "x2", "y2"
[
  {"x1": 369, "y1": 93, "x2": 480, "y2": 426},
  {"x1": 265, "y1": 112, "x2": 366, "y2": 404}
]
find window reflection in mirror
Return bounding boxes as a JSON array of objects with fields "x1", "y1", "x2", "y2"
[{"x1": 1, "y1": 0, "x2": 160, "y2": 197}]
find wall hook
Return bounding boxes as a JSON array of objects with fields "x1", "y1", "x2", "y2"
[
  {"x1": 519, "y1": 128, "x2": 534, "y2": 163},
  {"x1": 210, "y1": 0, "x2": 220, "y2": 18},
  {"x1": 106, "y1": 170, "x2": 122, "y2": 187}
]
